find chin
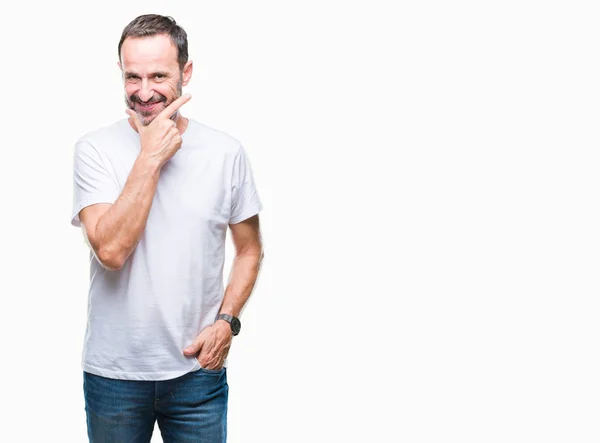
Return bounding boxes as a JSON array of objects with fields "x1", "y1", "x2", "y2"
[{"x1": 140, "y1": 116, "x2": 156, "y2": 126}]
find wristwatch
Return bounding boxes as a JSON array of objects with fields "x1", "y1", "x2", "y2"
[{"x1": 217, "y1": 313, "x2": 241, "y2": 336}]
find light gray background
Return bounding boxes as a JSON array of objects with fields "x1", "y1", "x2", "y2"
[{"x1": 1, "y1": 1, "x2": 598, "y2": 442}]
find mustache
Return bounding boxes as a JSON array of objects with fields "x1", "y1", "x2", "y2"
[{"x1": 130, "y1": 94, "x2": 167, "y2": 104}]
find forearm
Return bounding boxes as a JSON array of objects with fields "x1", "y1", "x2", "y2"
[
  {"x1": 219, "y1": 251, "x2": 263, "y2": 318},
  {"x1": 95, "y1": 153, "x2": 161, "y2": 269}
]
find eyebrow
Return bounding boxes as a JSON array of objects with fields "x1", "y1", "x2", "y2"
[{"x1": 124, "y1": 71, "x2": 170, "y2": 78}]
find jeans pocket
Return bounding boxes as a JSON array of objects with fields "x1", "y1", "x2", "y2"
[{"x1": 198, "y1": 366, "x2": 226, "y2": 374}]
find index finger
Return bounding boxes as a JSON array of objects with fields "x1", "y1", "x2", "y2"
[{"x1": 157, "y1": 93, "x2": 192, "y2": 120}]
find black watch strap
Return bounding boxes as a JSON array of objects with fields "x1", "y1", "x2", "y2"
[{"x1": 217, "y1": 313, "x2": 233, "y2": 323}]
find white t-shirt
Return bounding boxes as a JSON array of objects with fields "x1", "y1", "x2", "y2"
[{"x1": 70, "y1": 118, "x2": 263, "y2": 381}]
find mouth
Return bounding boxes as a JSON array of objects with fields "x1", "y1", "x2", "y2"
[{"x1": 135, "y1": 101, "x2": 161, "y2": 112}]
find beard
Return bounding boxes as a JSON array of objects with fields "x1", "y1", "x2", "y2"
[{"x1": 125, "y1": 77, "x2": 183, "y2": 126}]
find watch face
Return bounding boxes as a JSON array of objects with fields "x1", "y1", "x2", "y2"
[{"x1": 231, "y1": 317, "x2": 241, "y2": 335}]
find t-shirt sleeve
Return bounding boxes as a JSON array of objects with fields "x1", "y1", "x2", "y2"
[
  {"x1": 229, "y1": 145, "x2": 263, "y2": 224},
  {"x1": 71, "y1": 140, "x2": 120, "y2": 227}
]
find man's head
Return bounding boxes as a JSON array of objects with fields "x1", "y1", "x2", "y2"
[{"x1": 118, "y1": 14, "x2": 193, "y2": 126}]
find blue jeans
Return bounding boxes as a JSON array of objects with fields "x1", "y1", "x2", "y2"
[{"x1": 83, "y1": 368, "x2": 228, "y2": 442}]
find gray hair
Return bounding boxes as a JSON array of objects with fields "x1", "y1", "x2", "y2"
[{"x1": 118, "y1": 14, "x2": 189, "y2": 72}]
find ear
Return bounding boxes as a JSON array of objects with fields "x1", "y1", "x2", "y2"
[
  {"x1": 117, "y1": 61, "x2": 122, "y2": 70},
  {"x1": 182, "y1": 60, "x2": 193, "y2": 86}
]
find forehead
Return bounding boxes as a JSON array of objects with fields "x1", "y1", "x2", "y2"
[{"x1": 120, "y1": 34, "x2": 178, "y2": 72}]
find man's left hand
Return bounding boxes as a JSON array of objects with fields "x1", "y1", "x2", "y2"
[{"x1": 183, "y1": 321, "x2": 232, "y2": 370}]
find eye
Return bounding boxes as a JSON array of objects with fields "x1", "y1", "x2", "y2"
[{"x1": 155, "y1": 74, "x2": 165, "y2": 79}]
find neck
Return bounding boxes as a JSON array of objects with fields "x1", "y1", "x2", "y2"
[{"x1": 173, "y1": 112, "x2": 189, "y2": 135}]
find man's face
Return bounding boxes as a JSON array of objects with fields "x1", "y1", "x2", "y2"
[{"x1": 119, "y1": 34, "x2": 187, "y2": 126}]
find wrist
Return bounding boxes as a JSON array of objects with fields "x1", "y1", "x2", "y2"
[
  {"x1": 216, "y1": 313, "x2": 241, "y2": 336},
  {"x1": 215, "y1": 319, "x2": 232, "y2": 332},
  {"x1": 136, "y1": 151, "x2": 163, "y2": 173}
]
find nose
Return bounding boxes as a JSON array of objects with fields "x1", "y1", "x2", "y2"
[{"x1": 137, "y1": 80, "x2": 155, "y2": 102}]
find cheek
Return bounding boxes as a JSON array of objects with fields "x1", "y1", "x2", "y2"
[
  {"x1": 124, "y1": 84, "x2": 137, "y2": 97},
  {"x1": 156, "y1": 84, "x2": 176, "y2": 98}
]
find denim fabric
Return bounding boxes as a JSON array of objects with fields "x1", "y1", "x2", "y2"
[{"x1": 83, "y1": 368, "x2": 228, "y2": 442}]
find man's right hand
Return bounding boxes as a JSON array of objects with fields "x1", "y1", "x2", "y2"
[{"x1": 125, "y1": 93, "x2": 192, "y2": 168}]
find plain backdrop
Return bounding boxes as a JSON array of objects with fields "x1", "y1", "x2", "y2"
[{"x1": 1, "y1": 0, "x2": 599, "y2": 442}]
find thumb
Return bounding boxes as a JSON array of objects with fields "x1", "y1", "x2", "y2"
[
  {"x1": 183, "y1": 337, "x2": 204, "y2": 355},
  {"x1": 125, "y1": 109, "x2": 141, "y2": 130}
]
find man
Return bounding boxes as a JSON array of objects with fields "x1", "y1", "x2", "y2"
[{"x1": 70, "y1": 14, "x2": 264, "y2": 442}]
